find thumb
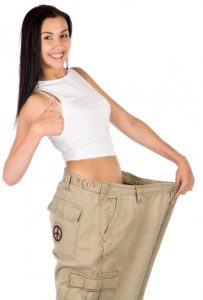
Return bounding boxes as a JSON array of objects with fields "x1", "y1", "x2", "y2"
[
  {"x1": 50, "y1": 97, "x2": 62, "y2": 113},
  {"x1": 42, "y1": 98, "x2": 55, "y2": 114},
  {"x1": 47, "y1": 97, "x2": 58, "y2": 109},
  {"x1": 171, "y1": 173, "x2": 182, "y2": 204}
]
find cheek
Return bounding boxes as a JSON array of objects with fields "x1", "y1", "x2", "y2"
[
  {"x1": 63, "y1": 39, "x2": 71, "y2": 50},
  {"x1": 40, "y1": 43, "x2": 50, "y2": 58}
]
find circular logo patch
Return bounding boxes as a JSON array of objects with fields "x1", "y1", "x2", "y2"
[{"x1": 53, "y1": 224, "x2": 62, "y2": 242}]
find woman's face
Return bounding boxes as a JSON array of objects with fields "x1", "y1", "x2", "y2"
[{"x1": 40, "y1": 16, "x2": 71, "y2": 71}]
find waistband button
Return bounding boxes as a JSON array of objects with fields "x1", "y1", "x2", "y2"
[
  {"x1": 72, "y1": 177, "x2": 79, "y2": 184},
  {"x1": 87, "y1": 181, "x2": 95, "y2": 188}
]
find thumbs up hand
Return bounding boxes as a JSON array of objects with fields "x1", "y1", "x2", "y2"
[{"x1": 32, "y1": 98, "x2": 64, "y2": 137}]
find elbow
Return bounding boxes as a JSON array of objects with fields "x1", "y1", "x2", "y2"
[
  {"x1": 2, "y1": 174, "x2": 17, "y2": 186},
  {"x1": 2, "y1": 168, "x2": 20, "y2": 186}
]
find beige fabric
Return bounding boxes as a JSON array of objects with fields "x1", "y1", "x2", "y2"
[{"x1": 47, "y1": 168, "x2": 179, "y2": 300}]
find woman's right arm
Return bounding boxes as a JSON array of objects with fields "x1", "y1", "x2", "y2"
[{"x1": 2, "y1": 94, "x2": 63, "y2": 186}]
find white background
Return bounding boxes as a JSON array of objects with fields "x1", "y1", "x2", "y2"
[{"x1": 0, "y1": 0, "x2": 202, "y2": 299}]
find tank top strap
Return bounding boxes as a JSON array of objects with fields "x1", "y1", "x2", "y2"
[{"x1": 35, "y1": 89, "x2": 63, "y2": 114}]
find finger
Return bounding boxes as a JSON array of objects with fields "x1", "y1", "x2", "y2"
[
  {"x1": 50, "y1": 99, "x2": 62, "y2": 112},
  {"x1": 39, "y1": 102, "x2": 53, "y2": 118},
  {"x1": 171, "y1": 184, "x2": 187, "y2": 204},
  {"x1": 46, "y1": 100, "x2": 62, "y2": 114},
  {"x1": 171, "y1": 190, "x2": 181, "y2": 203}
]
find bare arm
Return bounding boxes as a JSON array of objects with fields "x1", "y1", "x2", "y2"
[
  {"x1": 2, "y1": 94, "x2": 63, "y2": 185},
  {"x1": 118, "y1": 116, "x2": 185, "y2": 164},
  {"x1": 71, "y1": 67, "x2": 195, "y2": 201},
  {"x1": 3, "y1": 124, "x2": 42, "y2": 186},
  {"x1": 115, "y1": 116, "x2": 194, "y2": 201}
]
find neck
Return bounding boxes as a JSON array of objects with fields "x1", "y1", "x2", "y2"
[{"x1": 39, "y1": 67, "x2": 68, "y2": 81}]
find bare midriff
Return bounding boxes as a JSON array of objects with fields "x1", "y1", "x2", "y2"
[{"x1": 65, "y1": 155, "x2": 123, "y2": 184}]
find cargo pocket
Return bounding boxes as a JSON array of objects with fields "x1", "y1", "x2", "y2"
[
  {"x1": 69, "y1": 270, "x2": 119, "y2": 299},
  {"x1": 47, "y1": 196, "x2": 83, "y2": 260}
]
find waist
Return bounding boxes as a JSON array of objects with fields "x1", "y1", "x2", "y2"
[
  {"x1": 60, "y1": 168, "x2": 178, "y2": 198},
  {"x1": 65, "y1": 155, "x2": 123, "y2": 183}
]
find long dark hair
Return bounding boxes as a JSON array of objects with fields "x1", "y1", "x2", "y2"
[{"x1": 15, "y1": 4, "x2": 72, "y2": 125}]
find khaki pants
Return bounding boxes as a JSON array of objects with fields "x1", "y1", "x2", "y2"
[{"x1": 47, "y1": 168, "x2": 179, "y2": 300}]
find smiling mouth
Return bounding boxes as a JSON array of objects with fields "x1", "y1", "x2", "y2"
[{"x1": 49, "y1": 52, "x2": 65, "y2": 60}]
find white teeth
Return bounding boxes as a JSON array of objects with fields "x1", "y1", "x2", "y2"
[{"x1": 49, "y1": 53, "x2": 64, "y2": 59}]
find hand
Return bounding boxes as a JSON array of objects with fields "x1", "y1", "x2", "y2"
[
  {"x1": 171, "y1": 157, "x2": 195, "y2": 204},
  {"x1": 32, "y1": 98, "x2": 64, "y2": 137}
]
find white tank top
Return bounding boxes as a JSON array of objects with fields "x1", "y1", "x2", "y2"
[{"x1": 34, "y1": 68, "x2": 116, "y2": 161}]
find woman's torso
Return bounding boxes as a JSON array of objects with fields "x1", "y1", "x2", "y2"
[
  {"x1": 66, "y1": 155, "x2": 123, "y2": 184},
  {"x1": 35, "y1": 68, "x2": 123, "y2": 183}
]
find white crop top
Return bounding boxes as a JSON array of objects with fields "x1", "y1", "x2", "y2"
[{"x1": 34, "y1": 68, "x2": 116, "y2": 161}]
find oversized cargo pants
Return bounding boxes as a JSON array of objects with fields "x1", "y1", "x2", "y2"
[{"x1": 47, "y1": 168, "x2": 179, "y2": 300}]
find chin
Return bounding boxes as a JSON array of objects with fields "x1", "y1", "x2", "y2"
[{"x1": 46, "y1": 62, "x2": 66, "y2": 69}]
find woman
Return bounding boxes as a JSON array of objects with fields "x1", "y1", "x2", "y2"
[{"x1": 2, "y1": 4, "x2": 194, "y2": 300}]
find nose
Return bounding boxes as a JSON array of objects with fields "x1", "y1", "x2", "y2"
[
  {"x1": 52, "y1": 38, "x2": 65, "y2": 50},
  {"x1": 53, "y1": 45, "x2": 64, "y2": 52}
]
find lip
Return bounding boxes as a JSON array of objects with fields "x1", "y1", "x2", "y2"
[{"x1": 49, "y1": 52, "x2": 65, "y2": 59}]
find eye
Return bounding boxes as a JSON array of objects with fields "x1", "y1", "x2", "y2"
[
  {"x1": 61, "y1": 33, "x2": 69, "y2": 38},
  {"x1": 44, "y1": 35, "x2": 52, "y2": 40}
]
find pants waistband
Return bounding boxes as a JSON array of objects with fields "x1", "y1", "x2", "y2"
[{"x1": 62, "y1": 168, "x2": 179, "y2": 198}]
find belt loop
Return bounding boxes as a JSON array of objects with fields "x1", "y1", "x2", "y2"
[
  {"x1": 135, "y1": 186, "x2": 142, "y2": 203},
  {"x1": 63, "y1": 168, "x2": 72, "y2": 191}
]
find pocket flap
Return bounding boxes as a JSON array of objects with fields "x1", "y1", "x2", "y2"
[
  {"x1": 47, "y1": 197, "x2": 83, "y2": 223},
  {"x1": 69, "y1": 271, "x2": 119, "y2": 290}
]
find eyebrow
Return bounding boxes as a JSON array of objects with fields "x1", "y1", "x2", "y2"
[{"x1": 41, "y1": 29, "x2": 69, "y2": 35}]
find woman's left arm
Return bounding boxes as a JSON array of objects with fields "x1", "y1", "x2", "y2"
[
  {"x1": 116, "y1": 116, "x2": 195, "y2": 203},
  {"x1": 71, "y1": 67, "x2": 195, "y2": 202}
]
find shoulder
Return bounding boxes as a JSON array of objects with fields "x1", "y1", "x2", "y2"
[
  {"x1": 19, "y1": 91, "x2": 51, "y2": 125},
  {"x1": 70, "y1": 67, "x2": 135, "y2": 130},
  {"x1": 70, "y1": 66, "x2": 90, "y2": 81},
  {"x1": 71, "y1": 66, "x2": 87, "y2": 75},
  {"x1": 70, "y1": 66, "x2": 106, "y2": 96},
  {"x1": 70, "y1": 66, "x2": 116, "y2": 107},
  {"x1": 70, "y1": 66, "x2": 98, "y2": 86}
]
